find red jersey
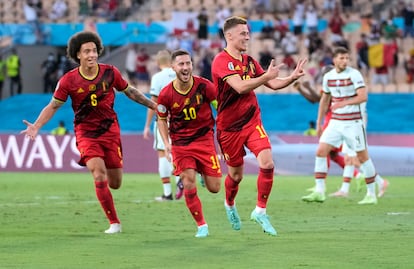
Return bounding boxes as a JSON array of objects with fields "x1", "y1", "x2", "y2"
[
  {"x1": 157, "y1": 75, "x2": 216, "y2": 146},
  {"x1": 53, "y1": 64, "x2": 128, "y2": 139},
  {"x1": 211, "y1": 50, "x2": 264, "y2": 132},
  {"x1": 212, "y1": 50, "x2": 265, "y2": 132}
]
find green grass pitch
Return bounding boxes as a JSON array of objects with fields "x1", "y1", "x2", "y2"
[{"x1": 0, "y1": 172, "x2": 413, "y2": 269}]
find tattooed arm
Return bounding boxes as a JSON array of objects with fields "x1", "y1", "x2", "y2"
[
  {"x1": 124, "y1": 85, "x2": 157, "y2": 110},
  {"x1": 21, "y1": 98, "x2": 63, "y2": 140}
]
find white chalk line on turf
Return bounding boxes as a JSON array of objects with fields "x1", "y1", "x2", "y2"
[{"x1": 0, "y1": 196, "x2": 174, "y2": 207}]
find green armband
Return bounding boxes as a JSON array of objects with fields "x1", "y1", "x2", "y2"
[{"x1": 210, "y1": 100, "x2": 218, "y2": 110}]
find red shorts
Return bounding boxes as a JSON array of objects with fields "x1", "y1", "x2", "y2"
[
  {"x1": 217, "y1": 120, "x2": 271, "y2": 167},
  {"x1": 76, "y1": 135, "x2": 123, "y2": 169},
  {"x1": 172, "y1": 138, "x2": 222, "y2": 177}
]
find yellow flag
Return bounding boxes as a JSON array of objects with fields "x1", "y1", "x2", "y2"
[{"x1": 368, "y1": 43, "x2": 384, "y2": 68}]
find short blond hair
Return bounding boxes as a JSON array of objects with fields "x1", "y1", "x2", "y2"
[
  {"x1": 156, "y1": 50, "x2": 171, "y2": 66},
  {"x1": 223, "y1": 16, "x2": 247, "y2": 33}
]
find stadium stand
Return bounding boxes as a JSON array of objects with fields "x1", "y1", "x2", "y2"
[{"x1": 0, "y1": 0, "x2": 413, "y2": 96}]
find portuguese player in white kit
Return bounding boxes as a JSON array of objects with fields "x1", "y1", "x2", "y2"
[
  {"x1": 302, "y1": 47, "x2": 379, "y2": 205},
  {"x1": 143, "y1": 50, "x2": 183, "y2": 201}
]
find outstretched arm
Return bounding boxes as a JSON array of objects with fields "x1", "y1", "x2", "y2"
[
  {"x1": 21, "y1": 98, "x2": 63, "y2": 140},
  {"x1": 124, "y1": 85, "x2": 157, "y2": 110},
  {"x1": 293, "y1": 80, "x2": 321, "y2": 104},
  {"x1": 225, "y1": 59, "x2": 283, "y2": 94},
  {"x1": 265, "y1": 58, "x2": 307, "y2": 90}
]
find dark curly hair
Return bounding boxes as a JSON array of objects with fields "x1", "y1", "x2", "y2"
[{"x1": 66, "y1": 31, "x2": 104, "y2": 64}]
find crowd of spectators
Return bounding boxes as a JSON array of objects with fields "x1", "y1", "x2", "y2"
[
  {"x1": 116, "y1": 0, "x2": 414, "y2": 93},
  {"x1": 4, "y1": 0, "x2": 414, "y2": 98},
  {"x1": 247, "y1": 0, "x2": 414, "y2": 91}
]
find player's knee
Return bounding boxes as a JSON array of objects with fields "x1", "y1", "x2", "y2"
[
  {"x1": 205, "y1": 177, "x2": 221, "y2": 193},
  {"x1": 108, "y1": 180, "x2": 121, "y2": 189}
]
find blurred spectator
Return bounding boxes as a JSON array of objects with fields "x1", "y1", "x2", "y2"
[
  {"x1": 259, "y1": 19, "x2": 275, "y2": 40},
  {"x1": 280, "y1": 32, "x2": 298, "y2": 55},
  {"x1": 404, "y1": 49, "x2": 414, "y2": 83},
  {"x1": 372, "y1": 65, "x2": 389, "y2": 89},
  {"x1": 305, "y1": 31, "x2": 323, "y2": 56},
  {"x1": 252, "y1": 0, "x2": 270, "y2": 15},
  {"x1": 303, "y1": 120, "x2": 317, "y2": 136},
  {"x1": 369, "y1": 19, "x2": 382, "y2": 42},
  {"x1": 125, "y1": 43, "x2": 138, "y2": 86},
  {"x1": 51, "y1": 120, "x2": 69, "y2": 135},
  {"x1": 356, "y1": 33, "x2": 370, "y2": 77},
  {"x1": 197, "y1": 48, "x2": 214, "y2": 81},
  {"x1": 323, "y1": 0, "x2": 336, "y2": 12},
  {"x1": 23, "y1": 0, "x2": 43, "y2": 44},
  {"x1": 341, "y1": 0, "x2": 353, "y2": 13},
  {"x1": 216, "y1": 5, "x2": 231, "y2": 40},
  {"x1": 197, "y1": 7, "x2": 209, "y2": 39},
  {"x1": 6, "y1": 49, "x2": 22, "y2": 96},
  {"x1": 382, "y1": 19, "x2": 399, "y2": 41},
  {"x1": 92, "y1": 0, "x2": 114, "y2": 19},
  {"x1": 305, "y1": 3, "x2": 319, "y2": 34},
  {"x1": 282, "y1": 53, "x2": 297, "y2": 71},
  {"x1": 328, "y1": 9, "x2": 345, "y2": 44},
  {"x1": 401, "y1": 2, "x2": 414, "y2": 38},
  {"x1": 108, "y1": 0, "x2": 118, "y2": 20},
  {"x1": 197, "y1": 7, "x2": 209, "y2": 48},
  {"x1": 56, "y1": 54, "x2": 73, "y2": 79},
  {"x1": 319, "y1": 46, "x2": 333, "y2": 67},
  {"x1": 79, "y1": 0, "x2": 90, "y2": 20},
  {"x1": 0, "y1": 54, "x2": 5, "y2": 100},
  {"x1": 274, "y1": 17, "x2": 290, "y2": 45},
  {"x1": 166, "y1": 34, "x2": 180, "y2": 51},
  {"x1": 179, "y1": 32, "x2": 194, "y2": 56},
  {"x1": 41, "y1": 52, "x2": 58, "y2": 93},
  {"x1": 258, "y1": 45, "x2": 273, "y2": 68},
  {"x1": 136, "y1": 47, "x2": 150, "y2": 86},
  {"x1": 292, "y1": 0, "x2": 305, "y2": 37},
  {"x1": 387, "y1": 40, "x2": 399, "y2": 84},
  {"x1": 49, "y1": 0, "x2": 68, "y2": 21}
]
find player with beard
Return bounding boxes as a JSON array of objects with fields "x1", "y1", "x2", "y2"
[{"x1": 156, "y1": 49, "x2": 221, "y2": 238}]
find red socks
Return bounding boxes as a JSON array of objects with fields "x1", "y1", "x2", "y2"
[
  {"x1": 95, "y1": 180, "x2": 120, "y2": 224},
  {"x1": 184, "y1": 188, "x2": 205, "y2": 226},
  {"x1": 225, "y1": 175, "x2": 239, "y2": 206},
  {"x1": 257, "y1": 168, "x2": 274, "y2": 208}
]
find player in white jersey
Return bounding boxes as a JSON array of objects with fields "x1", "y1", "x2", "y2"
[
  {"x1": 333, "y1": 101, "x2": 389, "y2": 198},
  {"x1": 143, "y1": 50, "x2": 182, "y2": 201},
  {"x1": 302, "y1": 47, "x2": 380, "y2": 205}
]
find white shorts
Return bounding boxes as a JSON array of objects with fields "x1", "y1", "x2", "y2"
[
  {"x1": 153, "y1": 122, "x2": 166, "y2": 151},
  {"x1": 320, "y1": 119, "x2": 367, "y2": 153}
]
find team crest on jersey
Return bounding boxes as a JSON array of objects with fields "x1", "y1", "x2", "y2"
[
  {"x1": 249, "y1": 61, "x2": 256, "y2": 75},
  {"x1": 228, "y1": 62, "x2": 235, "y2": 71},
  {"x1": 157, "y1": 104, "x2": 167, "y2": 114},
  {"x1": 184, "y1": 98, "x2": 191, "y2": 105},
  {"x1": 196, "y1": 94, "x2": 203, "y2": 104},
  {"x1": 89, "y1": 84, "x2": 96, "y2": 91},
  {"x1": 102, "y1": 81, "x2": 109, "y2": 92}
]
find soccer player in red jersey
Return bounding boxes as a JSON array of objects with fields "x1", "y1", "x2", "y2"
[
  {"x1": 156, "y1": 49, "x2": 221, "y2": 238},
  {"x1": 21, "y1": 31, "x2": 156, "y2": 234},
  {"x1": 211, "y1": 16, "x2": 307, "y2": 236}
]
